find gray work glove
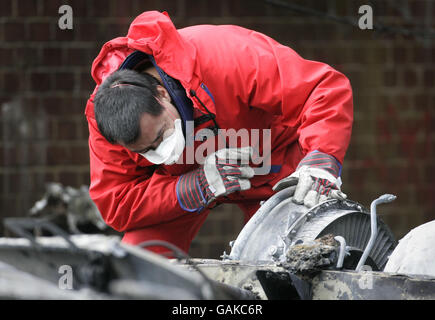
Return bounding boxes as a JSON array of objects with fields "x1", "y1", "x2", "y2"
[
  {"x1": 273, "y1": 150, "x2": 347, "y2": 208},
  {"x1": 176, "y1": 147, "x2": 255, "y2": 212}
]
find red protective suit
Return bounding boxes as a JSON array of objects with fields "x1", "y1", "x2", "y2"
[{"x1": 85, "y1": 11, "x2": 353, "y2": 254}]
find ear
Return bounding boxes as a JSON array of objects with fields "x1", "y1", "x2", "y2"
[{"x1": 156, "y1": 85, "x2": 171, "y2": 102}]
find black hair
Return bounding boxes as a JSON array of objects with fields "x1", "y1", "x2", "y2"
[{"x1": 93, "y1": 69, "x2": 163, "y2": 145}]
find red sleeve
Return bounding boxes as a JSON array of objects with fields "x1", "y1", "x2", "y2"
[
  {"x1": 86, "y1": 98, "x2": 184, "y2": 232},
  {"x1": 227, "y1": 28, "x2": 354, "y2": 163}
]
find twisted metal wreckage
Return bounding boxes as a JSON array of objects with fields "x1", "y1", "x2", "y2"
[{"x1": 1, "y1": 183, "x2": 435, "y2": 300}]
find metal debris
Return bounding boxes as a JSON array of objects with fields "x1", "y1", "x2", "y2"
[
  {"x1": 28, "y1": 182, "x2": 107, "y2": 235},
  {"x1": 283, "y1": 234, "x2": 339, "y2": 273}
]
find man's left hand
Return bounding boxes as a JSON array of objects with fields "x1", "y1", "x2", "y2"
[{"x1": 272, "y1": 151, "x2": 347, "y2": 208}]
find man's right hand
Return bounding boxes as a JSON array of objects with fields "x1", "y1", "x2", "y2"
[{"x1": 176, "y1": 147, "x2": 255, "y2": 212}]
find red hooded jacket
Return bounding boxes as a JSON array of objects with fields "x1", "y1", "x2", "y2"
[{"x1": 85, "y1": 11, "x2": 353, "y2": 235}]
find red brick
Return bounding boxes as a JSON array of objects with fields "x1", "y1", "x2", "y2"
[
  {"x1": 338, "y1": 0, "x2": 358, "y2": 16},
  {"x1": 80, "y1": 171, "x2": 91, "y2": 185},
  {"x1": 42, "y1": 97, "x2": 65, "y2": 115},
  {"x1": 70, "y1": 145, "x2": 90, "y2": 165},
  {"x1": 59, "y1": 170, "x2": 80, "y2": 188},
  {"x1": 308, "y1": 0, "x2": 329, "y2": 14},
  {"x1": 184, "y1": 0, "x2": 219, "y2": 17},
  {"x1": 424, "y1": 164, "x2": 435, "y2": 182},
  {"x1": 346, "y1": 71, "x2": 363, "y2": 89},
  {"x1": 78, "y1": 120, "x2": 90, "y2": 139},
  {"x1": 16, "y1": 0, "x2": 38, "y2": 17},
  {"x1": 227, "y1": 0, "x2": 272, "y2": 17},
  {"x1": 30, "y1": 72, "x2": 51, "y2": 91},
  {"x1": 24, "y1": 144, "x2": 47, "y2": 166},
  {"x1": 416, "y1": 184, "x2": 433, "y2": 204},
  {"x1": 4, "y1": 22, "x2": 26, "y2": 41},
  {"x1": 45, "y1": 118, "x2": 57, "y2": 141},
  {"x1": 68, "y1": 0, "x2": 88, "y2": 17},
  {"x1": 203, "y1": 0, "x2": 226, "y2": 18},
  {"x1": 414, "y1": 94, "x2": 428, "y2": 109},
  {"x1": 53, "y1": 28, "x2": 75, "y2": 41},
  {"x1": 54, "y1": 72, "x2": 75, "y2": 91},
  {"x1": 423, "y1": 69, "x2": 434, "y2": 87},
  {"x1": 65, "y1": 47, "x2": 90, "y2": 66},
  {"x1": 44, "y1": 171, "x2": 57, "y2": 182},
  {"x1": 22, "y1": 97, "x2": 41, "y2": 115},
  {"x1": 42, "y1": 0, "x2": 63, "y2": 16},
  {"x1": 0, "y1": 0, "x2": 13, "y2": 17},
  {"x1": 373, "y1": 47, "x2": 388, "y2": 64},
  {"x1": 13, "y1": 47, "x2": 40, "y2": 67},
  {"x1": 2, "y1": 71, "x2": 22, "y2": 94},
  {"x1": 46, "y1": 145, "x2": 70, "y2": 165},
  {"x1": 417, "y1": 135, "x2": 434, "y2": 159},
  {"x1": 111, "y1": 0, "x2": 135, "y2": 18},
  {"x1": 0, "y1": 48, "x2": 12, "y2": 66},
  {"x1": 317, "y1": 24, "x2": 337, "y2": 42},
  {"x1": 384, "y1": 70, "x2": 397, "y2": 87},
  {"x1": 76, "y1": 21, "x2": 100, "y2": 41},
  {"x1": 396, "y1": 94, "x2": 411, "y2": 109},
  {"x1": 30, "y1": 172, "x2": 47, "y2": 191},
  {"x1": 135, "y1": 0, "x2": 178, "y2": 17},
  {"x1": 89, "y1": 0, "x2": 111, "y2": 17},
  {"x1": 0, "y1": 196, "x2": 18, "y2": 216},
  {"x1": 103, "y1": 22, "x2": 131, "y2": 39},
  {"x1": 0, "y1": 174, "x2": 4, "y2": 194},
  {"x1": 80, "y1": 72, "x2": 95, "y2": 92},
  {"x1": 413, "y1": 47, "x2": 432, "y2": 64},
  {"x1": 67, "y1": 96, "x2": 89, "y2": 113},
  {"x1": 5, "y1": 173, "x2": 22, "y2": 193},
  {"x1": 394, "y1": 47, "x2": 408, "y2": 64},
  {"x1": 28, "y1": 22, "x2": 51, "y2": 41},
  {"x1": 57, "y1": 119, "x2": 78, "y2": 140},
  {"x1": 370, "y1": 0, "x2": 389, "y2": 17},
  {"x1": 352, "y1": 47, "x2": 370, "y2": 64},
  {"x1": 410, "y1": 0, "x2": 427, "y2": 17},
  {"x1": 403, "y1": 69, "x2": 418, "y2": 87},
  {"x1": 88, "y1": 46, "x2": 100, "y2": 60},
  {"x1": 1, "y1": 145, "x2": 18, "y2": 166},
  {"x1": 42, "y1": 0, "x2": 87, "y2": 17},
  {"x1": 42, "y1": 47, "x2": 63, "y2": 66},
  {"x1": 58, "y1": 170, "x2": 80, "y2": 187}
]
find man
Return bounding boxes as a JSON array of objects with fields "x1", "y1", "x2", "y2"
[{"x1": 85, "y1": 11, "x2": 353, "y2": 255}]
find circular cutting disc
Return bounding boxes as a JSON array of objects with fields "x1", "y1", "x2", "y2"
[{"x1": 228, "y1": 187, "x2": 396, "y2": 270}]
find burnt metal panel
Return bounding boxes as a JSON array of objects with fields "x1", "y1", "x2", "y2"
[{"x1": 311, "y1": 270, "x2": 435, "y2": 300}]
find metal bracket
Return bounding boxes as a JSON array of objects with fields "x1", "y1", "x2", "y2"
[{"x1": 356, "y1": 194, "x2": 396, "y2": 271}]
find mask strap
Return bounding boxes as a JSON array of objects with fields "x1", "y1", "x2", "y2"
[
  {"x1": 156, "y1": 96, "x2": 178, "y2": 121},
  {"x1": 164, "y1": 106, "x2": 178, "y2": 121}
]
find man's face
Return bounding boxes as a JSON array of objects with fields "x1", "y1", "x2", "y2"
[{"x1": 122, "y1": 86, "x2": 180, "y2": 154}]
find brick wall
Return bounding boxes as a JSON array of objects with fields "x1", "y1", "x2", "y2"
[{"x1": 0, "y1": 0, "x2": 433, "y2": 259}]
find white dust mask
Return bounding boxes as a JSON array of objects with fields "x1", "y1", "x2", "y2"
[{"x1": 141, "y1": 118, "x2": 185, "y2": 165}]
